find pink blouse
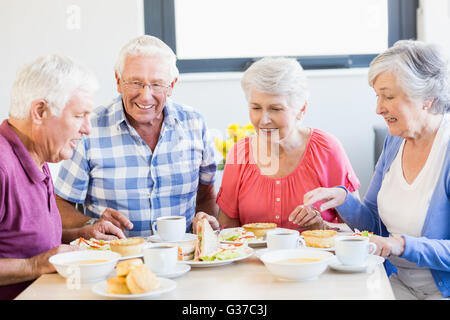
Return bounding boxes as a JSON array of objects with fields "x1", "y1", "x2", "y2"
[{"x1": 216, "y1": 128, "x2": 360, "y2": 229}]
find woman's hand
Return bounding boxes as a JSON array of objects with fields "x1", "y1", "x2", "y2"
[
  {"x1": 370, "y1": 235, "x2": 405, "y2": 258},
  {"x1": 288, "y1": 205, "x2": 325, "y2": 229},
  {"x1": 192, "y1": 211, "x2": 220, "y2": 234},
  {"x1": 303, "y1": 187, "x2": 348, "y2": 211}
]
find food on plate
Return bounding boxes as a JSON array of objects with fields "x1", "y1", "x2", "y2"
[
  {"x1": 353, "y1": 230, "x2": 374, "y2": 237},
  {"x1": 116, "y1": 258, "x2": 143, "y2": 277},
  {"x1": 125, "y1": 265, "x2": 160, "y2": 294},
  {"x1": 194, "y1": 218, "x2": 247, "y2": 261},
  {"x1": 106, "y1": 276, "x2": 131, "y2": 295},
  {"x1": 301, "y1": 230, "x2": 338, "y2": 248},
  {"x1": 70, "y1": 237, "x2": 110, "y2": 250},
  {"x1": 277, "y1": 258, "x2": 322, "y2": 264},
  {"x1": 177, "y1": 240, "x2": 196, "y2": 261},
  {"x1": 218, "y1": 228, "x2": 258, "y2": 243},
  {"x1": 242, "y1": 223, "x2": 277, "y2": 238},
  {"x1": 109, "y1": 237, "x2": 145, "y2": 257},
  {"x1": 107, "y1": 265, "x2": 160, "y2": 295}
]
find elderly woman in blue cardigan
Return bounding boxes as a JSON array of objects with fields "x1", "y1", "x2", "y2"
[{"x1": 293, "y1": 40, "x2": 450, "y2": 299}]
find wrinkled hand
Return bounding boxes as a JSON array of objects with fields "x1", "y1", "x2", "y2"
[
  {"x1": 82, "y1": 220, "x2": 126, "y2": 240},
  {"x1": 192, "y1": 211, "x2": 220, "y2": 234},
  {"x1": 303, "y1": 187, "x2": 347, "y2": 211},
  {"x1": 29, "y1": 244, "x2": 80, "y2": 276},
  {"x1": 288, "y1": 205, "x2": 325, "y2": 229},
  {"x1": 100, "y1": 208, "x2": 133, "y2": 231},
  {"x1": 370, "y1": 235, "x2": 405, "y2": 258}
]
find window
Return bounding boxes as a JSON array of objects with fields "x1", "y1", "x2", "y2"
[{"x1": 144, "y1": 0, "x2": 418, "y2": 73}]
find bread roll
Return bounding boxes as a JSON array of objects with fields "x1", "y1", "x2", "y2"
[
  {"x1": 242, "y1": 223, "x2": 277, "y2": 238},
  {"x1": 116, "y1": 258, "x2": 143, "y2": 277},
  {"x1": 110, "y1": 237, "x2": 145, "y2": 257},
  {"x1": 126, "y1": 265, "x2": 160, "y2": 294},
  {"x1": 301, "y1": 230, "x2": 338, "y2": 248},
  {"x1": 106, "y1": 276, "x2": 131, "y2": 295}
]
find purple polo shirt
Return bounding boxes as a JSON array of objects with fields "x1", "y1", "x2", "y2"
[{"x1": 0, "y1": 120, "x2": 62, "y2": 299}]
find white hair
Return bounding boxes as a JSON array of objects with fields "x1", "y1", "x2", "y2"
[
  {"x1": 9, "y1": 54, "x2": 98, "y2": 119},
  {"x1": 114, "y1": 35, "x2": 179, "y2": 81},
  {"x1": 241, "y1": 57, "x2": 309, "y2": 109},
  {"x1": 368, "y1": 40, "x2": 450, "y2": 114}
]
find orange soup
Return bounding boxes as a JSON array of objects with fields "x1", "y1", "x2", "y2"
[{"x1": 277, "y1": 258, "x2": 322, "y2": 264}]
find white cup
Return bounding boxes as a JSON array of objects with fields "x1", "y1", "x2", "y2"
[
  {"x1": 266, "y1": 229, "x2": 306, "y2": 250},
  {"x1": 334, "y1": 236, "x2": 377, "y2": 266},
  {"x1": 143, "y1": 244, "x2": 178, "y2": 274},
  {"x1": 152, "y1": 216, "x2": 186, "y2": 241}
]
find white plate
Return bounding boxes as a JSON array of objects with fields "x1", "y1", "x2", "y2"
[
  {"x1": 329, "y1": 255, "x2": 385, "y2": 273},
  {"x1": 91, "y1": 277, "x2": 176, "y2": 299},
  {"x1": 181, "y1": 247, "x2": 254, "y2": 268},
  {"x1": 153, "y1": 263, "x2": 191, "y2": 278},
  {"x1": 147, "y1": 233, "x2": 197, "y2": 243},
  {"x1": 219, "y1": 228, "x2": 294, "y2": 248}
]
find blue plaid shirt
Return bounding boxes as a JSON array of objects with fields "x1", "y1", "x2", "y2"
[{"x1": 54, "y1": 96, "x2": 216, "y2": 237}]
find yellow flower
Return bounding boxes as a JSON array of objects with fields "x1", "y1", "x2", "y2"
[{"x1": 215, "y1": 122, "x2": 256, "y2": 167}]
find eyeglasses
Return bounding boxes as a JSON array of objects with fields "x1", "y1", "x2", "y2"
[{"x1": 122, "y1": 80, "x2": 170, "y2": 94}]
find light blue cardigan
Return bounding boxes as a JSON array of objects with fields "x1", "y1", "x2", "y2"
[{"x1": 336, "y1": 133, "x2": 450, "y2": 297}]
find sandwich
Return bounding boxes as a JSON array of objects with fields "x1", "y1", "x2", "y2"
[
  {"x1": 194, "y1": 218, "x2": 246, "y2": 261},
  {"x1": 177, "y1": 240, "x2": 196, "y2": 261},
  {"x1": 193, "y1": 218, "x2": 220, "y2": 261}
]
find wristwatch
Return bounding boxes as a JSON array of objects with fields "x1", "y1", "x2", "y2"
[{"x1": 84, "y1": 218, "x2": 98, "y2": 226}]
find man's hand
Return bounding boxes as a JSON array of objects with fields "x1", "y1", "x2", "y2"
[
  {"x1": 192, "y1": 211, "x2": 220, "y2": 234},
  {"x1": 100, "y1": 208, "x2": 133, "y2": 231},
  {"x1": 81, "y1": 220, "x2": 126, "y2": 240},
  {"x1": 28, "y1": 245, "x2": 80, "y2": 277}
]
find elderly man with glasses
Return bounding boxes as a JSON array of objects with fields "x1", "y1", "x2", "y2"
[{"x1": 54, "y1": 35, "x2": 218, "y2": 238}]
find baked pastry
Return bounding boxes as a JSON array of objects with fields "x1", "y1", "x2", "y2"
[
  {"x1": 109, "y1": 237, "x2": 145, "y2": 257},
  {"x1": 116, "y1": 258, "x2": 143, "y2": 277},
  {"x1": 126, "y1": 265, "x2": 160, "y2": 294},
  {"x1": 242, "y1": 223, "x2": 277, "y2": 238},
  {"x1": 106, "y1": 276, "x2": 131, "y2": 295},
  {"x1": 301, "y1": 230, "x2": 338, "y2": 248}
]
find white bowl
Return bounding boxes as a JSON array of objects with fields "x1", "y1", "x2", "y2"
[
  {"x1": 260, "y1": 248, "x2": 334, "y2": 281},
  {"x1": 49, "y1": 250, "x2": 121, "y2": 283}
]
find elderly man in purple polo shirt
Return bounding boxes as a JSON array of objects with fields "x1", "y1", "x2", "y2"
[{"x1": 0, "y1": 54, "x2": 126, "y2": 300}]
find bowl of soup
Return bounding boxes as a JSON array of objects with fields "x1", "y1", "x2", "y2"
[
  {"x1": 260, "y1": 248, "x2": 334, "y2": 281},
  {"x1": 49, "y1": 250, "x2": 121, "y2": 283}
]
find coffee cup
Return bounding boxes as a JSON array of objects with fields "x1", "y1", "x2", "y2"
[
  {"x1": 266, "y1": 229, "x2": 306, "y2": 250},
  {"x1": 334, "y1": 236, "x2": 377, "y2": 266},
  {"x1": 143, "y1": 244, "x2": 178, "y2": 274},
  {"x1": 152, "y1": 216, "x2": 186, "y2": 241}
]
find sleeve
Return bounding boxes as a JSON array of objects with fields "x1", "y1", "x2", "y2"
[
  {"x1": 0, "y1": 168, "x2": 6, "y2": 221},
  {"x1": 198, "y1": 116, "x2": 217, "y2": 185},
  {"x1": 54, "y1": 136, "x2": 90, "y2": 203},
  {"x1": 215, "y1": 142, "x2": 242, "y2": 219},
  {"x1": 401, "y1": 235, "x2": 450, "y2": 272},
  {"x1": 335, "y1": 136, "x2": 393, "y2": 235}
]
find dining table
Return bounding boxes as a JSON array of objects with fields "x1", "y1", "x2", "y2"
[{"x1": 15, "y1": 224, "x2": 395, "y2": 301}]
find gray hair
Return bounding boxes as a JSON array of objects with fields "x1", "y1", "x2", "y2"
[
  {"x1": 241, "y1": 57, "x2": 309, "y2": 108},
  {"x1": 9, "y1": 54, "x2": 98, "y2": 119},
  {"x1": 368, "y1": 40, "x2": 450, "y2": 114},
  {"x1": 114, "y1": 35, "x2": 179, "y2": 81}
]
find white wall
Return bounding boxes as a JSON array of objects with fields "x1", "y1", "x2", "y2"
[{"x1": 1, "y1": 0, "x2": 449, "y2": 198}]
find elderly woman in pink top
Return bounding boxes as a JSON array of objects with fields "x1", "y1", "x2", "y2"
[{"x1": 194, "y1": 57, "x2": 360, "y2": 232}]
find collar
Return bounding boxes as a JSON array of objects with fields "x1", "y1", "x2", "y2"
[{"x1": 0, "y1": 120, "x2": 49, "y2": 184}]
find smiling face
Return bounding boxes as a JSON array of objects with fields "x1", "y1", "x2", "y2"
[
  {"x1": 373, "y1": 71, "x2": 428, "y2": 139},
  {"x1": 116, "y1": 55, "x2": 175, "y2": 128},
  {"x1": 248, "y1": 88, "x2": 303, "y2": 142},
  {"x1": 39, "y1": 90, "x2": 94, "y2": 163}
]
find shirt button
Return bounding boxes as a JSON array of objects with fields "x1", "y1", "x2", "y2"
[
  {"x1": 438, "y1": 281, "x2": 443, "y2": 286},
  {"x1": 276, "y1": 198, "x2": 280, "y2": 202},
  {"x1": 276, "y1": 181, "x2": 280, "y2": 185},
  {"x1": 348, "y1": 174, "x2": 352, "y2": 179},
  {"x1": 275, "y1": 215, "x2": 280, "y2": 219}
]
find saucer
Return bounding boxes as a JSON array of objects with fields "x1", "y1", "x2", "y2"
[
  {"x1": 329, "y1": 255, "x2": 385, "y2": 273},
  {"x1": 153, "y1": 263, "x2": 191, "y2": 279},
  {"x1": 148, "y1": 233, "x2": 197, "y2": 243}
]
